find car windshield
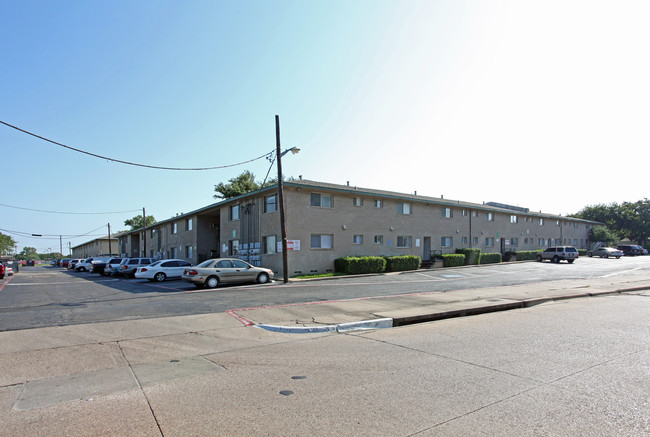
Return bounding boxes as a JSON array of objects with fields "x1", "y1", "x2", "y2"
[{"x1": 149, "y1": 261, "x2": 162, "y2": 267}]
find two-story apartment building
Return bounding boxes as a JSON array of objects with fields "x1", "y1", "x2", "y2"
[{"x1": 117, "y1": 179, "x2": 598, "y2": 276}]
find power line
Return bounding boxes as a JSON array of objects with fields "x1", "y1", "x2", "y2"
[
  {"x1": 0, "y1": 120, "x2": 273, "y2": 171},
  {"x1": 0, "y1": 203, "x2": 141, "y2": 215},
  {"x1": 1, "y1": 225, "x2": 108, "y2": 240}
]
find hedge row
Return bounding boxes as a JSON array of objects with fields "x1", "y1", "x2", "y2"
[
  {"x1": 334, "y1": 255, "x2": 420, "y2": 274},
  {"x1": 479, "y1": 252, "x2": 502, "y2": 264},
  {"x1": 511, "y1": 250, "x2": 541, "y2": 261},
  {"x1": 455, "y1": 248, "x2": 481, "y2": 265},
  {"x1": 441, "y1": 254, "x2": 465, "y2": 267}
]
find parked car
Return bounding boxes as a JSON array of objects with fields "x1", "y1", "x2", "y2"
[
  {"x1": 103, "y1": 258, "x2": 125, "y2": 276},
  {"x1": 135, "y1": 259, "x2": 193, "y2": 282},
  {"x1": 536, "y1": 246, "x2": 579, "y2": 263},
  {"x1": 75, "y1": 258, "x2": 95, "y2": 272},
  {"x1": 182, "y1": 258, "x2": 274, "y2": 289},
  {"x1": 0, "y1": 263, "x2": 5, "y2": 279},
  {"x1": 117, "y1": 257, "x2": 157, "y2": 278},
  {"x1": 68, "y1": 259, "x2": 84, "y2": 270},
  {"x1": 90, "y1": 257, "x2": 114, "y2": 274},
  {"x1": 617, "y1": 245, "x2": 644, "y2": 256},
  {"x1": 60, "y1": 258, "x2": 72, "y2": 268},
  {"x1": 587, "y1": 247, "x2": 623, "y2": 259}
]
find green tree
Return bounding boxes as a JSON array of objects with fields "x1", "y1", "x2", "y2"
[
  {"x1": 19, "y1": 247, "x2": 39, "y2": 261},
  {"x1": 574, "y1": 199, "x2": 650, "y2": 246},
  {"x1": 589, "y1": 226, "x2": 619, "y2": 246},
  {"x1": 213, "y1": 171, "x2": 276, "y2": 199},
  {"x1": 124, "y1": 215, "x2": 157, "y2": 231},
  {"x1": 0, "y1": 232, "x2": 17, "y2": 256}
]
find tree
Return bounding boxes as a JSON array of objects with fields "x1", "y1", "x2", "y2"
[
  {"x1": 213, "y1": 171, "x2": 276, "y2": 199},
  {"x1": 0, "y1": 232, "x2": 17, "y2": 256},
  {"x1": 574, "y1": 199, "x2": 650, "y2": 246},
  {"x1": 589, "y1": 226, "x2": 619, "y2": 246},
  {"x1": 19, "y1": 247, "x2": 39, "y2": 261},
  {"x1": 124, "y1": 215, "x2": 157, "y2": 231}
]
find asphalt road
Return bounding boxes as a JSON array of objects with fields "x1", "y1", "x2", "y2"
[{"x1": 1, "y1": 256, "x2": 649, "y2": 331}]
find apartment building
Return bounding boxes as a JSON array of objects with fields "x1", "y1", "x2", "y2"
[{"x1": 116, "y1": 179, "x2": 597, "y2": 276}]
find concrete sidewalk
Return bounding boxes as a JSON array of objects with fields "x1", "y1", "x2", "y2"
[{"x1": 1, "y1": 272, "x2": 648, "y2": 436}]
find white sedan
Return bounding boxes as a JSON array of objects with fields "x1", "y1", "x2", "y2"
[{"x1": 135, "y1": 259, "x2": 193, "y2": 282}]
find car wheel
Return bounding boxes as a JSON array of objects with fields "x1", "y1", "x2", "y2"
[
  {"x1": 536, "y1": 255, "x2": 543, "y2": 262},
  {"x1": 257, "y1": 272, "x2": 270, "y2": 284},
  {"x1": 588, "y1": 252, "x2": 593, "y2": 257},
  {"x1": 205, "y1": 276, "x2": 219, "y2": 288},
  {"x1": 154, "y1": 272, "x2": 167, "y2": 282},
  {"x1": 553, "y1": 256, "x2": 560, "y2": 263},
  {"x1": 604, "y1": 253, "x2": 609, "y2": 259},
  {"x1": 567, "y1": 259, "x2": 575, "y2": 263},
  {"x1": 616, "y1": 256, "x2": 620, "y2": 259}
]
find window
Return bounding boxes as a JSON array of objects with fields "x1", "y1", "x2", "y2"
[
  {"x1": 485, "y1": 237, "x2": 494, "y2": 247},
  {"x1": 539, "y1": 238, "x2": 545, "y2": 246},
  {"x1": 310, "y1": 234, "x2": 333, "y2": 249},
  {"x1": 397, "y1": 236, "x2": 412, "y2": 248},
  {"x1": 472, "y1": 237, "x2": 479, "y2": 245},
  {"x1": 185, "y1": 245, "x2": 193, "y2": 259},
  {"x1": 511, "y1": 238, "x2": 519, "y2": 246},
  {"x1": 263, "y1": 235, "x2": 276, "y2": 254},
  {"x1": 353, "y1": 235, "x2": 363, "y2": 245},
  {"x1": 441, "y1": 237, "x2": 453, "y2": 247},
  {"x1": 398, "y1": 203, "x2": 412, "y2": 215},
  {"x1": 171, "y1": 222, "x2": 178, "y2": 234},
  {"x1": 310, "y1": 193, "x2": 332, "y2": 208},
  {"x1": 170, "y1": 247, "x2": 177, "y2": 258},
  {"x1": 487, "y1": 212, "x2": 494, "y2": 221},
  {"x1": 462, "y1": 210, "x2": 468, "y2": 216},
  {"x1": 374, "y1": 199, "x2": 383, "y2": 208},
  {"x1": 510, "y1": 215, "x2": 518, "y2": 224},
  {"x1": 186, "y1": 218, "x2": 193, "y2": 231},
  {"x1": 374, "y1": 235, "x2": 384, "y2": 244},
  {"x1": 539, "y1": 218, "x2": 544, "y2": 225},
  {"x1": 442, "y1": 207, "x2": 453, "y2": 218},
  {"x1": 462, "y1": 236, "x2": 468, "y2": 245},
  {"x1": 353, "y1": 197, "x2": 363, "y2": 207},
  {"x1": 264, "y1": 194, "x2": 277, "y2": 213},
  {"x1": 472, "y1": 210, "x2": 479, "y2": 217},
  {"x1": 230, "y1": 205, "x2": 240, "y2": 221},
  {"x1": 150, "y1": 228, "x2": 156, "y2": 238}
]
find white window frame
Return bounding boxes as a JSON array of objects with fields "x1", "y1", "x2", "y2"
[
  {"x1": 442, "y1": 207, "x2": 453, "y2": 218},
  {"x1": 310, "y1": 193, "x2": 333, "y2": 208},
  {"x1": 264, "y1": 194, "x2": 278, "y2": 213},
  {"x1": 230, "y1": 205, "x2": 240, "y2": 221},
  {"x1": 397, "y1": 235, "x2": 412, "y2": 248},
  {"x1": 374, "y1": 235, "x2": 384, "y2": 245},
  {"x1": 398, "y1": 203, "x2": 412, "y2": 215},
  {"x1": 374, "y1": 199, "x2": 383, "y2": 208},
  {"x1": 353, "y1": 197, "x2": 363, "y2": 207},
  {"x1": 310, "y1": 234, "x2": 333, "y2": 249},
  {"x1": 353, "y1": 235, "x2": 363, "y2": 245},
  {"x1": 441, "y1": 237, "x2": 453, "y2": 247}
]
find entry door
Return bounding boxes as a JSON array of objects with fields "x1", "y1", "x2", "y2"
[{"x1": 423, "y1": 237, "x2": 431, "y2": 260}]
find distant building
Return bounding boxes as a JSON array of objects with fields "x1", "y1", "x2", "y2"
[
  {"x1": 71, "y1": 234, "x2": 122, "y2": 258},
  {"x1": 115, "y1": 179, "x2": 598, "y2": 276}
]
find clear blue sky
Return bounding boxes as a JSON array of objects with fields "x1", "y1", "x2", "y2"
[{"x1": 1, "y1": 0, "x2": 648, "y2": 254}]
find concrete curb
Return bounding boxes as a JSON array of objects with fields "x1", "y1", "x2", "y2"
[
  {"x1": 256, "y1": 318, "x2": 393, "y2": 334},
  {"x1": 253, "y1": 286, "x2": 649, "y2": 334}
]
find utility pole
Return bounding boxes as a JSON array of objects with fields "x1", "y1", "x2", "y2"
[
  {"x1": 276, "y1": 115, "x2": 289, "y2": 283},
  {"x1": 143, "y1": 207, "x2": 147, "y2": 257},
  {"x1": 107, "y1": 223, "x2": 112, "y2": 255}
]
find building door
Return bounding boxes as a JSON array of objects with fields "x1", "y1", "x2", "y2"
[{"x1": 423, "y1": 237, "x2": 431, "y2": 260}]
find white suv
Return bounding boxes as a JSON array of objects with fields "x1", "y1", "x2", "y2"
[{"x1": 536, "y1": 246, "x2": 579, "y2": 263}]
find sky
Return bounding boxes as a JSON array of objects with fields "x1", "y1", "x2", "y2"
[{"x1": 1, "y1": 0, "x2": 648, "y2": 254}]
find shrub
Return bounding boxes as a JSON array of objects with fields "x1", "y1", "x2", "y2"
[
  {"x1": 578, "y1": 249, "x2": 587, "y2": 257},
  {"x1": 479, "y1": 252, "x2": 502, "y2": 264},
  {"x1": 385, "y1": 255, "x2": 421, "y2": 272},
  {"x1": 513, "y1": 250, "x2": 541, "y2": 261},
  {"x1": 334, "y1": 256, "x2": 386, "y2": 274},
  {"x1": 441, "y1": 254, "x2": 465, "y2": 267},
  {"x1": 455, "y1": 248, "x2": 481, "y2": 265}
]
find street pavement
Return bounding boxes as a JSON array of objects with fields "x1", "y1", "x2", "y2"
[{"x1": 1, "y1": 267, "x2": 649, "y2": 436}]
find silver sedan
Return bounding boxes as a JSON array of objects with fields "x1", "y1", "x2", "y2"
[
  {"x1": 182, "y1": 258, "x2": 274, "y2": 289},
  {"x1": 587, "y1": 247, "x2": 623, "y2": 259}
]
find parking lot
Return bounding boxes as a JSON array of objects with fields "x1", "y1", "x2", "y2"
[{"x1": 1, "y1": 255, "x2": 649, "y2": 331}]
